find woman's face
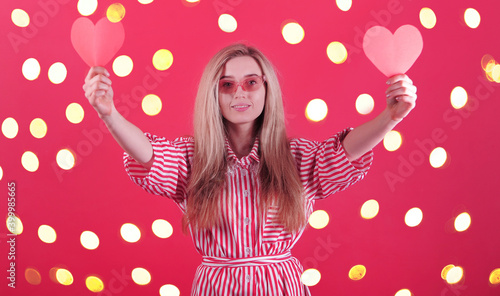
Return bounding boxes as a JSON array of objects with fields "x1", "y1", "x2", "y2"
[{"x1": 218, "y1": 56, "x2": 266, "y2": 132}]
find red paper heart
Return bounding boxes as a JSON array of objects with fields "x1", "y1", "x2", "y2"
[
  {"x1": 71, "y1": 17, "x2": 125, "y2": 67},
  {"x1": 363, "y1": 25, "x2": 423, "y2": 77}
]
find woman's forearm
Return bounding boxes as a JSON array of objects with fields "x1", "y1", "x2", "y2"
[
  {"x1": 102, "y1": 109, "x2": 154, "y2": 169},
  {"x1": 342, "y1": 108, "x2": 398, "y2": 161}
]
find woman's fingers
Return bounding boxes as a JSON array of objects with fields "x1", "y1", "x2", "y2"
[
  {"x1": 385, "y1": 74, "x2": 417, "y2": 100},
  {"x1": 85, "y1": 66, "x2": 110, "y2": 83}
]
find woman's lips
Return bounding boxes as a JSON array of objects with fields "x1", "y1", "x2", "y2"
[{"x1": 232, "y1": 105, "x2": 250, "y2": 111}]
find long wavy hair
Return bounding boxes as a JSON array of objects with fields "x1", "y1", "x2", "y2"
[{"x1": 183, "y1": 43, "x2": 305, "y2": 233}]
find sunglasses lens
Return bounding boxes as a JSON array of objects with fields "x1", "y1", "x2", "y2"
[
  {"x1": 219, "y1": 80, "x2": 235, "y2": 94},
  {"x1": 219, "y1": 76, "x2": 264, "y2": 94}
]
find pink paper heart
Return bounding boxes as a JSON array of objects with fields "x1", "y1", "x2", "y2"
[
  {"x1": 71, "y1": 17, "x2": 125, "y2": 67},
  {"x1": 363, "y1": 25, "x2": 423, "y2": 77}
]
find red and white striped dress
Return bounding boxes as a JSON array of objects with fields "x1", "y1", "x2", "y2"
[{"x1": 124, "y1": 128, "x2": 373, "y2": 295}]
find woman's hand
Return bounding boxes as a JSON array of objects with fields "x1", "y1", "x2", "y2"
[
  {"x1": 83, "y1": 67, "x2": 115, "y2": 118},
  {"x1": 385, "y1": 74, "x2": 417, "y2": 122}
]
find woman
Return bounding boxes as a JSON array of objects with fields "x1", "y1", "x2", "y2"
[{"x1": 83, "y1": 43, "x2": 417, "y2": 295}]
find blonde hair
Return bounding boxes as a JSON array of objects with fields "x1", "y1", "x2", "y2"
[{"x1": 183, "y1": 43, "x2": 305, "y2": 233}]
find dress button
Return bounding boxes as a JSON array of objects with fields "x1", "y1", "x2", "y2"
[
  {"x1": 241, "y1": 169, "x2": 247, "y2": 176},
  {"x1": 245, "y1": 275, "x2": 250, "y2": 282},
  {"x1": 244, "y1": 217, "x2": 250, "y2": 225},
  {"x1": 245, "y1": 247, "x2": 251, "y2": 254},
  {"x1": 243, "y1": 190, "x2": 248, "y2": 197}
]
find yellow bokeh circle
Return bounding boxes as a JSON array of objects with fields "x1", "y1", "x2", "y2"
[
  {"x1": 142, "y1": 94, "x2": 162, "y2": 116},
  {"x1": 327, "y1": 41, "x2": 348, "y2": 64},
  {"x1": 113, "y1": 55, "x2": 134, "y2": 77},
  {"x1": 30, "y1": 118, "x2": 48, "y2": 139},
  {"x1": 107, "y1": 3, "x2": 126, "y2": 23},
  {"x1": 282, "y1": 22, "x2": 305, "y2": 45},
  {"x1": 153, "y1": 49, "x2": 174, "y2": 71},
  {"x1": 2, "y1": 117, "x2": 19, "y2": 139},
  {"x1": 22, "y1": 151, "x2": 39, "y2": 172},
  {"x1": 86, "y1": 276, "x2": 104, "y2": 292},
  {"x1": 305, "y1": 99, "x2": 328, "y2": 122},
  {"x1": 301, "y1": 268, "x2": 321, "y2": 286},
  {"x1": 11, "y1": 9, "x2": 30, "y2": 27},
  {"x1": 348, "y1": 265, "x2": 366, "y2": 280}
]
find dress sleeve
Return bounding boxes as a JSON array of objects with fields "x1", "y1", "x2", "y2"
[
  {"x1": 123, "y1": 133, "x2": 193, "y2": 202},
  {"x1": 291, "y1": 128, "x2": 373, "y2": 200}
]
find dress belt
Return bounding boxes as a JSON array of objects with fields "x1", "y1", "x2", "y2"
[{"x1": 202, "y1": 251, "x2": 292, "y2": 267}]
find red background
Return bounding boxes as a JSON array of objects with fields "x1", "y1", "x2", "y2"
[{"x1": 1, "y1": 0, "x2": 499, "y2": 295}]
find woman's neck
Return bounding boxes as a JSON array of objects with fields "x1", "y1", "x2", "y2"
[{"x1": 226, "y1": 123, "x2": 256, "y2": 158}]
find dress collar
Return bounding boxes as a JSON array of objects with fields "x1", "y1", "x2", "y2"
[{"x1": 225, "y1": 137, "x2": 260, "y2": 166}]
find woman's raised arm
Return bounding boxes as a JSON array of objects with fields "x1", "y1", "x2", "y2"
[
  {"x1": 83, "y1": 66, "x2": 154, "y2": 169},
  {"x1": 342, "y1": 74, "x2": 417, "y2": 161}
]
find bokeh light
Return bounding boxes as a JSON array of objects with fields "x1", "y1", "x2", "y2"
[
  {"x1": 6, "y1": 215, "x2": 23, "y2": 235},
  {"x1": 132, "y1": 267, "x2": 152, "y2": 285},
  {"x1": 138, "y1": 0, "x2": 154, "y2": 4},
  {"x1": 336, "y1": 0, "x2": 352, "y2": 12},
  {"x1": 66, "y1": 103, "x2": 85, "y2": 124},
  {"x1": 360, "y1": 199, "x2": 379, "y2": 219},
  {"x1": 48, "y1": 62, "x2": 67, "y2": 84},
  {"x1": 395, "y1": 289, "x2": 412, "y2": 296},
  {"x1": 490, "y1": 268, "x2": 500, "y2": 285},
  {"x1": 78, "y1": 0, "x2": 98, "y2": 16},
  {"x1": 348, "y1": 265, "x2": 366, "y2": 280},
  {"x1": 80, "y1": 230, "x2": 100, "y2": 250},
  {"x1": 30, "y1": 118, "x2": 48, "y2": 139},
  {"x1": 113, "y1": 55, "x2": 134, "y2": 77},
  {"x1": 0, "y1": 166, "x2": 3, "y2": 181},
  {"x1": 308, "y1": 210, "x2": 329, "y2": 229},
  {"x1": 446, "y1": 266, "x2": 464, "y2": 284},
  {"x1": 405, "y1": 207, "x2": 423, "y2": 227},
  {"x1": 2, "y1": 117, "x2": 19, "y2": 139},
  {"x1": 22, "y1": 58, "x2": 41, "y2": 81},
  {"x1": 152, "y1": 219, "x2": 173, "y2": 239},
  {"x1": 86, "y1": 276, "x2": 104, "y2": 292},
  {"x1": 160, "y1": 284, "x2": 181, "y2": 296},
  {"x1": 464, "y1": 8, "x2": 480, "y2": 29},
  {"x1": 121, "y1": 223, "x2": 141, "y2": 243},
  {"x1": 11, "y1": 9, "x2": 30, "y2": 27},
  {"x1": 450, "y1": 86, "x2": 468, "y2": 109},
  {"x1": 419, "y1": 7, "x2": 437, "y2": 29},
  {"x1": 56, "y1": 149, "x2": 76, "y2": 170},
  {"x1": 25, "y1": 268, "x2": 42, "y2": 285},
  {"x1": 282, "y1": 22, "x2": 305, "y2": 44},
  {"x1": 491, "y1": 65, "x2": 500, "y2": 83},
  {"x1": 383, "y1": 130, "x2": 402, "y2": 151},
  {"x1": 305, "y1": 98, "x2": 328, "y2": 122},
  {"x1": 355, "y1": 94, "x2": 374, "y2": 115},
  {"x1": 218, "y1": 14, "x2": 237, "y2": 33},
  {"x1": 56, "y1": 268, "x2": 74, "y2": 286},
  {"x1": 153, "y1": 49, "x2": 174, "y2": 71},
  {"x1": 107, "y1": 3, "x2": 126, "y2": 23},
  {"x1": 429, "y1": 147, "x2": 447, "y2": 168},
  {"x1": 142, "y1": 94, "x2": 162, "y2": 116},
  {"x1": 21, "y1": 151, "x2": 39, "y2": 172},
  {"x1": 301, "y1": 268, "x2": 321, "y2": 286},
  {"x1": 454, "y1": 212, "x2": 471, "y2": 232},
  {"x1": 38, "y1": 225, "x2": 57, "y2": 243},
  {"x1": 327, "y1": 41, "x2": 348, "y2": 64},
  {"x1": 441, "y1": 264, "x2": 455, "y2": 280}
]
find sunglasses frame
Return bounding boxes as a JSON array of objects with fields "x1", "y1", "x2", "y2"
[{"x1": 218, "y1": 75, "x2": 267, "y2": 94}]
